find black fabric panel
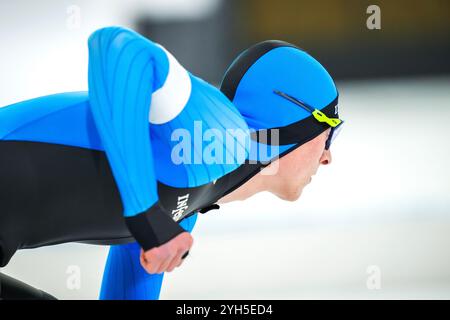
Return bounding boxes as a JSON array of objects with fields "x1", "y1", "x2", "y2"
[
  {"x1": 0, "y1": 272, "x2": 57, "y2": 300},
  {"x1": 125, "y1": 201, "x2": 185, "y2": 251},
  {"x1": 220, "y1": 40, "x2": 301, "y2": 101},
  {"x1": 0, "y1": 140, "x2": 133, "y2": 267}
]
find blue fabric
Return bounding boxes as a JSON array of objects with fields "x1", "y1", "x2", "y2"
[
  {"x1": 99, "y1": 212, "x2": 198, "y2": 300},
  {"x1": 231, "y1": 46, "x2": 338, "y2": 130},
  {"x1": 0, "y1": 26, "x2": 339, "y2": 300},
  {"x1": 0, "y1": 92, "x2": 104, "y2": 150},
  {"x1": 0, "y1": 27, "x2": 250, "y2": 299},
  {"x1": 87, "y1": 26, "x2": 169, "y2": 217}
]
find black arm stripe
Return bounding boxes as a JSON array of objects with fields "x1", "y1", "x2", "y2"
[{"x1": 125, "y1": 202, "x2": 185, "y2": 251}]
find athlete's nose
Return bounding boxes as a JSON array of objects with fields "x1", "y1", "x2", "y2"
[{"x1": 320, "y1": 149, "x2": 332, "y2": 165}]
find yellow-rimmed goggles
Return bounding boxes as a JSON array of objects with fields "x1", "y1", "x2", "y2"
[{"x1": 274, "y1": 90, "x2": 344, "y2": 150}]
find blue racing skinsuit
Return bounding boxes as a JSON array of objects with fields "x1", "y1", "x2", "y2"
[
  {"x1": 0, "y1": 27, "x2": 253, "y2": 299},
  {"x1": 0, "y1": 26, "x2": 339, "y2": 299}
]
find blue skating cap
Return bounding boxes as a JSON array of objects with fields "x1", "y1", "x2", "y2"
[{"x1": 220, "y1": 40, "x2": 339, "y2": 148}]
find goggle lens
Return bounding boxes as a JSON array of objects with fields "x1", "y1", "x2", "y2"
[{"x1": 325, "y1": 120, "x2": 344, "y2": 150}]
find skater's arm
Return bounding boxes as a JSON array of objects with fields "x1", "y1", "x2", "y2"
[{"x1": 87, "y1": 26, "x2": 186, "y2": 252}]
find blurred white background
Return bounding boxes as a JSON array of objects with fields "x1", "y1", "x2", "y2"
[{"x1": 1, "y1": 0, "x2": 449, "y2": 299}]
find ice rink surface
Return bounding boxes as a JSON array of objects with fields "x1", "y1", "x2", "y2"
[{"x1": 2, "y1": 76, "x2": 450, "y2": 299}]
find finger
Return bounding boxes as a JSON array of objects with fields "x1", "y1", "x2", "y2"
[
  {"x1": 140, "y1": 251, "x2": 162, "y2": 274},
  {"x1": 176, "y1": 256, "x2": 184, "y2": 268},
  {"x1": 175, "y1": 255, "x2": 184, "y2": 268},
  {"x1": 167, "y1": 251, "x2": 183, "y2": 272},
  {"x1": 156, "y1": 254, "x2": 175, "y2": 274},
  {"x1": 169, "y1": 248, "x2": 190, "y2": 272},
  {"x1": 146, "y1": 258, "x2": 162, "y2": 274},
  {"x1": 140, "y1": 250, "x2": 148, "y2": 266}
]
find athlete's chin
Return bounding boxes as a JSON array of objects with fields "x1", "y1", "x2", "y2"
[{"x1": 278, "y1": 188, "x2": 303, "y2": 202}]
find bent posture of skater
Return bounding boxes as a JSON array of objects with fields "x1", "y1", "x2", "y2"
[{"x1": 0, "y1": 26, "x2": 343, "y2": 299}]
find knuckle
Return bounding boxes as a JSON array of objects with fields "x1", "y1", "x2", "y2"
[
  {"x1": 149, "y1": 248, "x2": 159, "y2": 258},
  {"x1": 154, "y1": 248, "x2": 166, "y2": 260}
]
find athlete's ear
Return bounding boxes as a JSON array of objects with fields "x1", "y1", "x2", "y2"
[{"x1": 320, "y1": 149, "x2": 332, "y2": 165}]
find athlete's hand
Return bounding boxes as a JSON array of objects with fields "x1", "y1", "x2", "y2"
[{"x1": 140, "y1": 232, "x2": 193, "y2": 274}]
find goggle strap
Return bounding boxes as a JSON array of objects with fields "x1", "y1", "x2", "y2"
[{"x1": 249, "y1": 96, "x2": 339, "y2": 146}]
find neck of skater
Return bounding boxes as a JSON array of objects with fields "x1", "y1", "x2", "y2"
[{"x1": 217, "y1": 171, "x2": 268, "y2": 204}]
